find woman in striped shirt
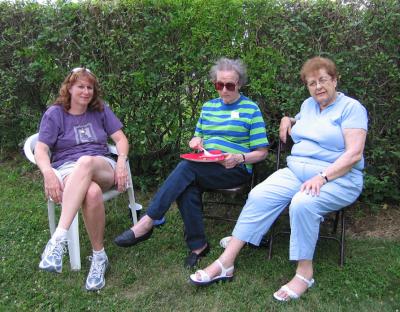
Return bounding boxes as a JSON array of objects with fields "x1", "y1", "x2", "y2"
[{"x1": 114, "y1": 58, "x2": 269, "y2": 268}]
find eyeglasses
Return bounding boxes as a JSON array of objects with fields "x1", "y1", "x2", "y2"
[
  {"x1": 214, "y1": 81, "x2": 237, "y2": 92},
  {"x1": 70, "y1": 67, "x2": 93, "y2": 75},
  {"x1": 306, "y1": 76, "x2": 332, "y2": 88}
]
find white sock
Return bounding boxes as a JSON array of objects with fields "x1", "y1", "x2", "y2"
[
  {"x1": 93, "y1": 248, "x2": 106, "y2": 258},
  {"x1": 51, "y1": 227, "x2": 68, "y2": 242}
]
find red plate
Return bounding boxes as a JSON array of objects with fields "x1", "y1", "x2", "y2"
[{"x1": 180, "y1": 150, "x2": 226, "y2": 162}]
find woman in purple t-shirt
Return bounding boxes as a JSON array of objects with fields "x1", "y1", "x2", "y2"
[{"x1": 35, "y1": 68, "x2": 129, "y2": 291}]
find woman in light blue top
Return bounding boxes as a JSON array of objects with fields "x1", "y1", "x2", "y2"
[{"x1": 190, "y1": 56, "x2": 368, "y2": 302}]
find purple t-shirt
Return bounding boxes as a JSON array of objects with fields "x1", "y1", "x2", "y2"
[{"x1": 38, "y1": 104, "x2": 123, "y2": 168}]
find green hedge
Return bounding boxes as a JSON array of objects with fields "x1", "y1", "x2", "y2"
[{"x1": 1, "y1": 0, "x2": 399, "y2": 208}]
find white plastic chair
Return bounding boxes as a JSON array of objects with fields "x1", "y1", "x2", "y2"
[{"x1": 23, "y1": 133, "x2": 142, "y2": 271}]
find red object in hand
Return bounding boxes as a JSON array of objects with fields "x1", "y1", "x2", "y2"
[{"x1": 180, "y1": 150, "x2": 225, "y2": 162}]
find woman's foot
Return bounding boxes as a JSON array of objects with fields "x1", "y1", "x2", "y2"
[
  {"x1": 273, "y1": 273, "x2": 315, "y2": 301},
  {"x1": 132, "y1": 215, "x2": 154, "y2": 236},
  {"x1": 114, "y1": 215, "x2": 154, "y2": 247},
  {"x1": 219, "y1": 236, "x2": 232, "y2": 248},
  {"x1": 189, "y1": 259, "x2": 234, "y2": 286},
  {"x1": 192, "y1": 258, "x2": 234, "y2": 281}
]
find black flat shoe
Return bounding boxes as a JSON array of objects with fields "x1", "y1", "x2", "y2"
[
  {"x1": 114, "y1": 228, "x2": 153, "y2": 247},
  {"x1": 184, "y1": 243, "x2": 210, "y2": 268}
]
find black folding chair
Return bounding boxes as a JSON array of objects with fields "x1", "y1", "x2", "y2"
[{"x1": 201, "y1": 162, "x2": 261, "y2": 223}]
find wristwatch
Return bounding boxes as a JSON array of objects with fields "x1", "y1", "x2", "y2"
[
  {"x1": 319, "y1": 172, "x2": 329, "y2": 183},
  {"x1": 236, "y1": 154, "x2": 245, "y2": 164}
]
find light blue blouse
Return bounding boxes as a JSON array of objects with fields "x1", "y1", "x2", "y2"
[{"x1": 290, "y1": 92, "x2": 368, "y2": 171}]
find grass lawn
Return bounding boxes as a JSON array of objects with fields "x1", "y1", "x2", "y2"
[{"x1": 1, "y1": 156, "x2": 399, "y2": 312}]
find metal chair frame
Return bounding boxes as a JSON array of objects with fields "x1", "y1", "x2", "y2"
[
  {"x1": 201, "y1": 163, "x2": 260, "y2": 223},
  {"x1": 23, "y1": 133, "x2": 141, "y2": 270}
]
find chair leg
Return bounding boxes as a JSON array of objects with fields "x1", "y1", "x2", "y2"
[
  {"x1": 127, "y1": 186, "x2": 141, "y2": 225},
  {"x1": 67, "y1": 214, "x2": 81, "y2": 271},
  {"x1": 267, "y1": 223, "x2": 275, "y2": 260},
  {"x1": 47, "y1": 200, "x2": 56, "y2": 235},
  {"x1": 126, "y1": 161, "x2": 140, "y2": 224},
  {"x1": 332, "y1": 210, "x2": 340, "y2": 234},
  {"x1": 339, "y1": 210, "x2": 345, "y2": 267},
  {"x1": 47, "y1": 200, "x2": 81, "y2": 270}
]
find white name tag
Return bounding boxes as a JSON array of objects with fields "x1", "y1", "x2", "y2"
[{"x1": 231, "y1": 111, "x2": 240, "y2": 119}]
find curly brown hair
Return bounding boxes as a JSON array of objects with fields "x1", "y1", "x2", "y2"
[
  {"x1": 54, "y1": 68, "x2": 104, "y2": 112},
  {"x1": 300, "y1": 57, "x2": 338, "y2": 84}
]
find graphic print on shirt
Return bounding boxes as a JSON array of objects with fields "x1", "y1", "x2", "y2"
[{"x1": 74, "y1": 123, "x2": 97, "y2": 144}]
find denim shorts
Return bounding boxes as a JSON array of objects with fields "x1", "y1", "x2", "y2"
[{"x1": 53, "y1": 156, "x2": 116, "y2": 183}]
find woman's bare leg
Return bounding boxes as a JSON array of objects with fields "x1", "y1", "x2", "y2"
[
  {"x1": 58, "y1": 156, "x2": 114, "y2": 230},
  {"x1": 81, "y1": 182, "x2": 106, "y2": 251}
]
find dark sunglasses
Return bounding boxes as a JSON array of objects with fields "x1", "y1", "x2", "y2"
[{"x1": 214, "y1": 81, "x2": 237, "y2": 91}]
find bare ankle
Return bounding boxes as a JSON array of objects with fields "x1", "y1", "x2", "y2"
[
  {"x1": 133, "y1": 216, "x2": 152, "y2": 229},
  {"x1": 192, "y1": 243, "x2": 208, "y2": 255}
]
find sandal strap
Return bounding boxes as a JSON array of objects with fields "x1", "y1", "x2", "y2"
[
  {"x1": 295, "y1": 273, "x2": 315, "y2": 288},
  {"x1": 280, "y1": 285, "x2": 299, "y2": 299},
  {"x1": 194, "y1": 269, "x2": 211, "y2": 282},
  {"x1": 215, "y1": 259, "x2": 234, "y2": 277}
]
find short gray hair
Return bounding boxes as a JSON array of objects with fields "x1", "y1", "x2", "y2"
[{"x1": 209, "y1": 57, "x2": 248, "y2": 87}]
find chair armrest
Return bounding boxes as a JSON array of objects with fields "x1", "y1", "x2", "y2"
[
  {"x1": 107, "y1": 144, "x2": 118, "y2": 155},
  {"x1": 23, "y1": 133, "x2": 39, "y2": 164}
]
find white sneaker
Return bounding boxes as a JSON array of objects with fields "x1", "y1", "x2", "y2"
[
  {"x1": 219, "y1": 236, "x2": 232, "y2": 249},
  {"x1": 85, "y1": 253, "x2": 109, "y2": 291},
  {"x1": 39, "y1": 238, "x2": 68, "y2": 273}
]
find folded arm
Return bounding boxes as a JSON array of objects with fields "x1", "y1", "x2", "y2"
[
  {"x1": 301, "y1": 128, "x2": 367, "y2": 196},
  {"x1": 320, "y1": 128, "x2": 367, "y2": 181}
]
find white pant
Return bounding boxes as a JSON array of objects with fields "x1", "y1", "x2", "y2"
[{"x1": 232, "y1": 156, "x2": 363, "y2": 260}]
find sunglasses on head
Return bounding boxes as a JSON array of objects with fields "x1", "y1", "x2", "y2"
[
  {"x1": 70, "y1": 67, "x2": 93, "y2": 75},
  {"x1": 214, "y1": 81, "x2": 237, "y2": 91}
]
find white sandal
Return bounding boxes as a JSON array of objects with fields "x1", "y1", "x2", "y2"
[
  {"x1": 219, "y1": 236, "x2": 232, "y2": 249},
  {"x1": 189, "y1": 259, "x2": 234, "y2": 286},
  {"x1": 273, "y1": 273, "x2": 315, "y2": 302}
]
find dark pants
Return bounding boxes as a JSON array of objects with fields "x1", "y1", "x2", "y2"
[{"x1": 146, "y1": 160, "x2": 250, "y2": 250}]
